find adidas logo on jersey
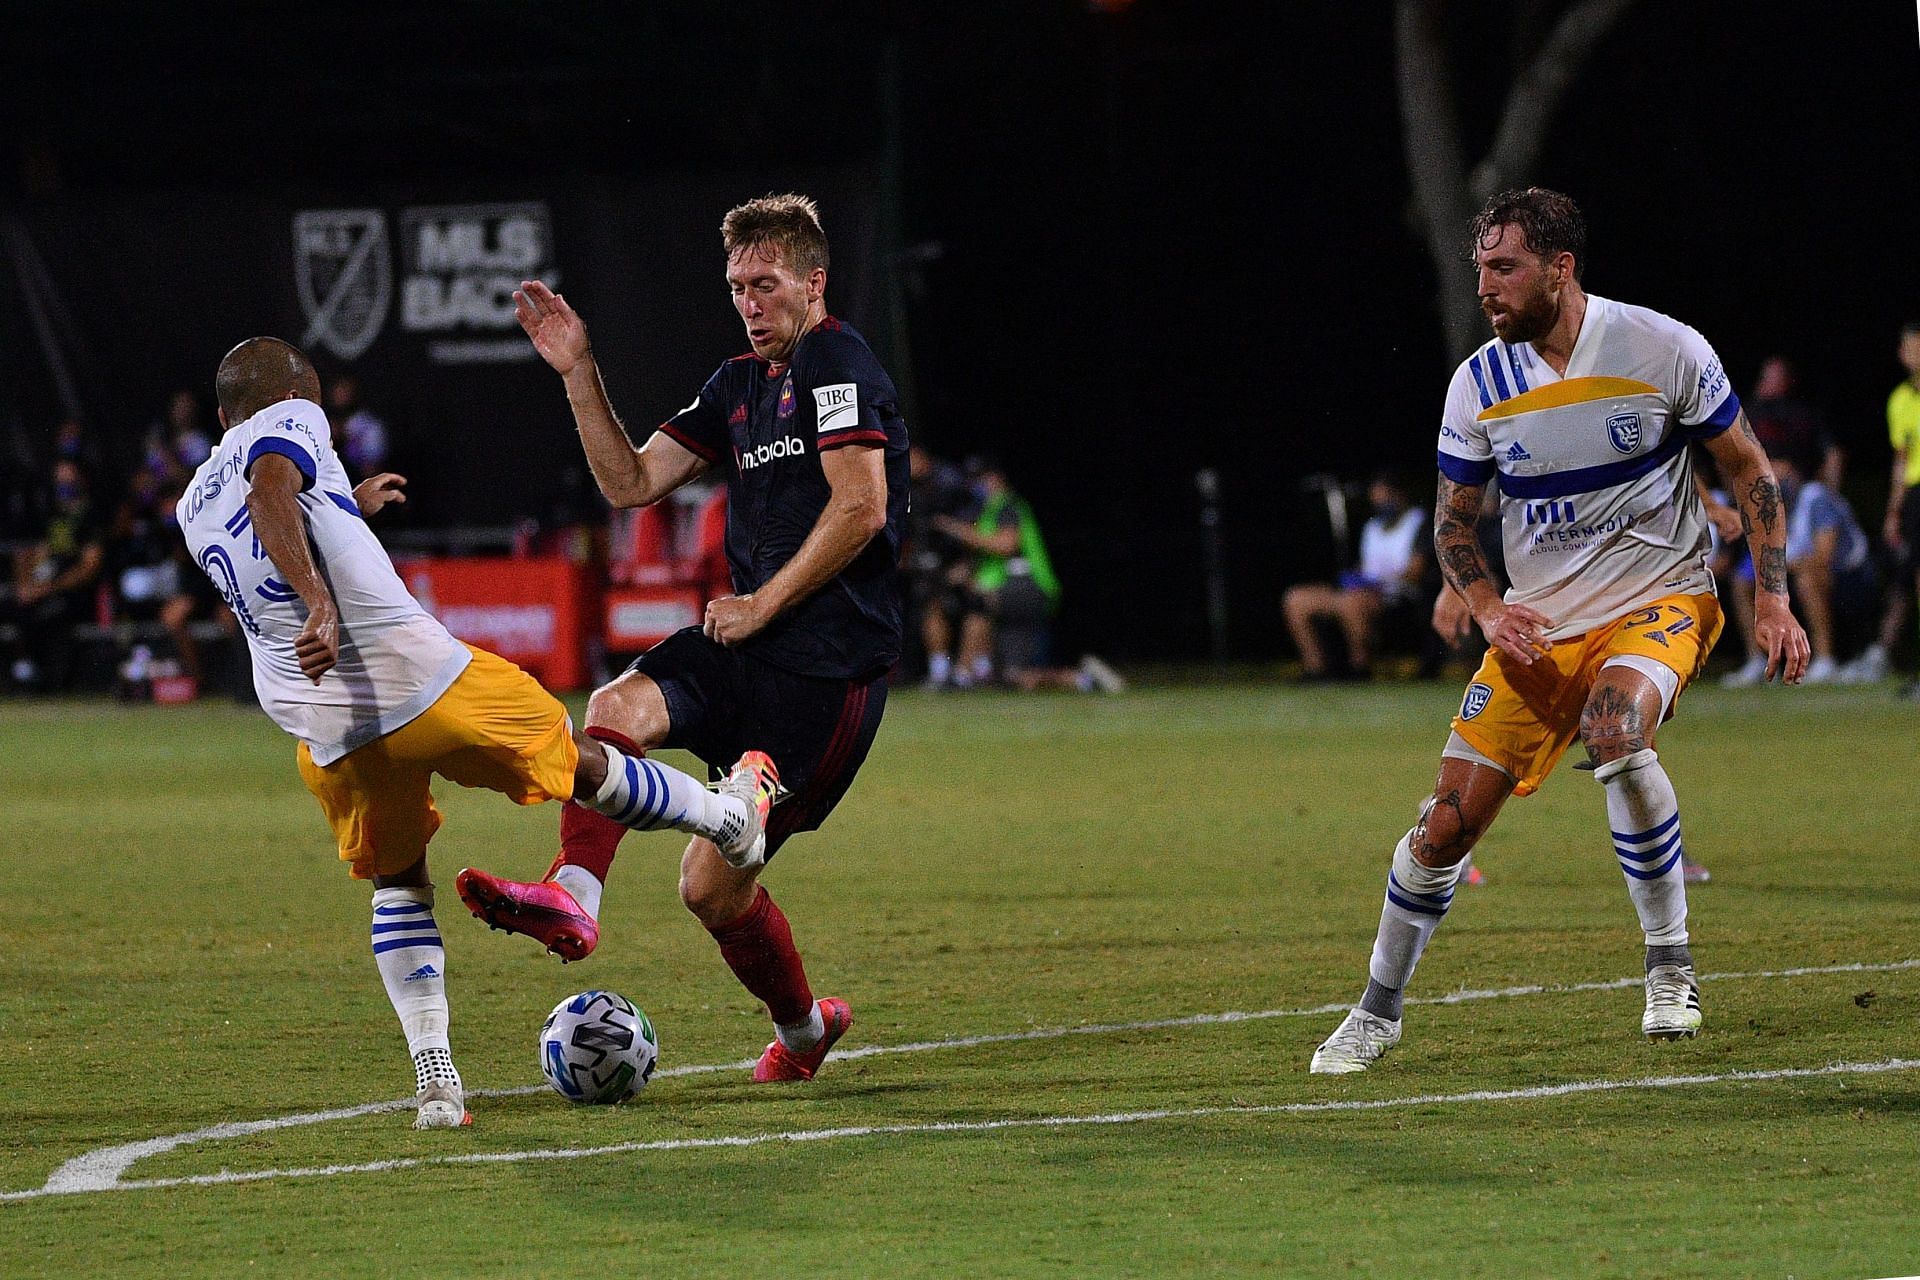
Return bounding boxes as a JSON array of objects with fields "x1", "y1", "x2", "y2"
[
  {"x1": 1505, "y1": 441, "x2": 1532, "y2": 462},
  {"x1": 403, "y1": 964, "x2": 440, "y2": 982}
]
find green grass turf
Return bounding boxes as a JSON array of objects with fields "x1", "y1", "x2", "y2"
[{"x1": 1, "y1": 682, "x2": 1916, "y2": 1278}]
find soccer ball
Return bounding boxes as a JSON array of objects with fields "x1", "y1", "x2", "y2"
[{"x1": 539, "y1": 990, "x2": 658, "y2": 1104}]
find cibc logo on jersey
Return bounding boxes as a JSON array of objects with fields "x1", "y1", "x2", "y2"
[{"x1": 738, "y1": 435, "x2": 809, "y2": 471}]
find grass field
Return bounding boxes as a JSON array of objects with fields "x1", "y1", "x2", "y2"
[{"x1": 2, "y1": 680, "x2": 1917, "y2": 1278}]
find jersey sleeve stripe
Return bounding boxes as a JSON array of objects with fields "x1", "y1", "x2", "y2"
[
  {"x1": 656, "y1": 421, "x2": 719, "y2": 463},
  {"x1": 244, "y1": 437, "x2": 317, "y2": 489},
  {"x1": 1438, "y1": 450, "x2": 1496, "y2": 484},
  {"x1": 1466, "y1": 358, "x2": 1494, "y2": 410},
  {"x1": 818, "y1": 428, "x2": 888, "y2": 450},
  {"x1": 1683, "y1": 391, "x2": 1742, "y2": 439},
  {"x1": 1497, "y1": 432, "x2": 1686, "y2": 499}
]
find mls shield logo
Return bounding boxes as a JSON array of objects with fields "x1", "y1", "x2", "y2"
[
  {"x1": 1461, "y1": 682, "x2": 1493, "y2": 720},
  {"x1": 293, "y1": 209, "x2": 391, "y2": 360},
  {"x1": 1606, "y1": 412, "x2": 1643, "y2": 455}
]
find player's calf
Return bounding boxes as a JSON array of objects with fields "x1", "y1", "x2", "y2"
[
  {"x1": 1594, "y1": 747, "x2": 1700, "y2": 1038},
  {"x1": 369, "y1": 884, "x2": 472, "y2": 1125}
]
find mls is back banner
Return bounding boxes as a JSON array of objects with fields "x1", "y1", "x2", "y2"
[{"x1": 7, "y1": 166, "x2": 880, "y2": 525}]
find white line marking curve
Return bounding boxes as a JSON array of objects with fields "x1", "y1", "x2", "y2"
[{"x1": 12, "y1": 956, "x2": 1916, "y2": 1202}]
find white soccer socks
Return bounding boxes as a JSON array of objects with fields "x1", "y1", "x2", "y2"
[
  {"x1": 1595, "y1": 748, "x2": 1689, "y2": 950},
  {"x1": 577, "y1": 744, "x2": 752, "y2": 850},
  {"x1": 370, "y1": 885, "x2": 461, "y2": 1096},
  {"x1": 1359, "y1": 832, "x2": 1468, "y2": 1021}
]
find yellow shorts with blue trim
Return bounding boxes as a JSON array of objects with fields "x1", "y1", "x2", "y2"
[
  {"x1": 1449, "y1": 592, "x2": 1723, "y2": 798},
  {"x1": 297, "y1": 644, "x2": 579, "y2": 880}
]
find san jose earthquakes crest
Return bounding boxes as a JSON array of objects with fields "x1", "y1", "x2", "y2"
[
  {"x1": 1460, "y1": 682, "x2": 1493, "y2": 719},
  {"x1": 1606, "y1": 412, "x2": 1643, "y2": 454}
]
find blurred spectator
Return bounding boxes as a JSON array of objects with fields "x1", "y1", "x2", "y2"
[
  {"x1": 51, "y1": 416, "x2": 106, "y2": 479},
  {"x1": 1283, "y1": 473, "x2": 1429, "y2": 680},
  {"x1": 906, "y1": 444, "x2": 977, "y2": 685},
  {"x1": 4, "y1": 459, "x2": 105, "y2": 690},
  {"x1": 109, "y1": 467, "x2": 229, "y2": 685},
  {"x1": 1747, "y1": 354, "x2": 1842, "y2": 488},
  {"x1": 1845, "y1": 320, "x2": 1920, "y2": 687},
  {"x1": 925, "y1": 456, "x2": 1121, "y2": 692},
  {"x1": 141, "y1": 388, "x2": 214, "y2": 486},
  {"x1": 325, "y1": 372, "x2": 389, "y2": 478},
  {"x1": 1777, "y1": 442, "x2": 1874, "y2": 684}
]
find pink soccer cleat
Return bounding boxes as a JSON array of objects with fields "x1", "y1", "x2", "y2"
[
  {"x1": 753, "y1": 997, "x2": 854, "y2": 1082},
  {"x1": 455, "y1": 867, "x2": 599, "y2": 962}
]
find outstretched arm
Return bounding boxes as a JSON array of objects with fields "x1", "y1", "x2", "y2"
[
  {"x1": 246, "y1": 453, "x2": 338, "y2": 683},
  {"x1": 704, "y1": 444, "x2": 888, "y2": 646},
  {"x1": 515, "y1": 279, "x2": 709, "y2": 508},
  {"x1": 1702, "y1": 411, "x2": 1811, "y2": 683},
  {"x1": 1434, "y1": 473, "x2": 1551, "y2": 665}
]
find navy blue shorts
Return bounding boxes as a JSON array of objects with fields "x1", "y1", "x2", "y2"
[{"x1": 627, "y1": 627, "x2": 889, "y2": 859}]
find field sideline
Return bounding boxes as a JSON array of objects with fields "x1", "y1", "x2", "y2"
[{"x1": 2, "y1": 682, "x2": 1916, "y2": 1277}]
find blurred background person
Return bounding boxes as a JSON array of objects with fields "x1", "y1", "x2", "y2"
[
  {"x1": 1775, "y1": 441, "x2": 1876, "y2": 684},
  {"x1": 4, "y1": 458, "x2": 105, "y2": 691},
  {"x1": 1845, "y1": 320, "x2": 1920, "y2": 688},
  {"x1": 325, "y1": 372, "x2": 390, "y2": 480},
  {"x1": 927, "y1": 455, "x2": 1121, "y2": 692},
  {"x1": 1747, "y1": 354, "x2": 1842, "y2": 488},
  {"x1": 905, "y1": 443, "x2": 977, "y2": 686},
  {"x1": 1283, "y1": 473, "x2": 1429, "y2": 681}
]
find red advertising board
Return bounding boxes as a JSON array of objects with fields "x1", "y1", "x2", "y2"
[
  {"x1": 604, "y1": 584, "x2": 705, "y2": 652},
  {"x1": 398, "y1": 557, "x2": 593, "y2": 691}
]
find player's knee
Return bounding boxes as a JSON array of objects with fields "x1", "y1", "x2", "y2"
[
  {"x1": 678, "y1": 844, "x2": 754, "y2": 927},
  {"x1": 1410, "y1": 792, "x2": 1482, "y2": 866},
  {"x1": 584, "y1": 676, "x2": 669, "y2": 746},
  {"x1": 1578, "y1": 696, "x2": 1651, "y2": 766}
]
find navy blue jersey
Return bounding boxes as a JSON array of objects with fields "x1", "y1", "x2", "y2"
[{"x1": 658, "y1": 317, "x2": 909, "y2": 679}]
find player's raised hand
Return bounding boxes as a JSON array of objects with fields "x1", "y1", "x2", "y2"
[
  {"x1": 1476, "y1": 600, "x2": 1554, "y2": 666},
  {"x1": 295, "y1": 601, "x2": 339, "y2": 683},
  {"x1": 515, "y1": 279, "x2": 590, "y2": 376},
  {"x1": 353, "y1": 472, "x2": 407, "y2": 518},
  {"x1": 1754, "y1": 594, "x2": 1811, "y2": 685}
]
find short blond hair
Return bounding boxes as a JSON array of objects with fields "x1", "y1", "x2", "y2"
[{"x1": 722, "y1": 193, "x2": 829, "y2": 276}]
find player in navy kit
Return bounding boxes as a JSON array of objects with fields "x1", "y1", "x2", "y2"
[{"x1": 457, "y1": 194, "x2": 908, "y2": 1082}]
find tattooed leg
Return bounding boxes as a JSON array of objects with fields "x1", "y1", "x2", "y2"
[{"x1": 1356, "y1": 758, "x2": 1516, "y2": 1021}]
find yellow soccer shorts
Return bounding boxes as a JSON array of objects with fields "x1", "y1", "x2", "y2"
[
  {"x1": 297, "y1": 644, "x2": 580, "y2": 880},
  {"x1": 1449, "y1": 592, "x2": 1724, "y2": 797}
]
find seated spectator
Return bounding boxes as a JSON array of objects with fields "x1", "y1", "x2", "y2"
[
  {"x1": 906, "y1": 444, "x2": 978, "y2": 686},
  {"x1": 110, "y1": 468, "x2": 229, "y2": 687},
  {"x1": 1748, "y1": 354, "x2": 1842, "y2": 488},
  {"x1": 1728, "y1": 442, "x2": 1874, "y2": 686},
  {"x1": 1778, "y1": 443, "x2": 1876, "y2": 684},
  {"x1": 4, "y1": 459, "x2": 106, "y2": 691},
  {"x1": 1283, "y1": 473, "x2": 1428, "y2": 680},
  {"x1": 924, "y1": 456, "x2": 1120, "y2": 692}
]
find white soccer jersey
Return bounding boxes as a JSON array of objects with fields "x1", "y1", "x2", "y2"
[
  {"x1": 1435, "y1": 294, "x2": 1741, "y2": 638},
  {"x1": 177, "y1": 398, "x2": 469, "y2": 764}
]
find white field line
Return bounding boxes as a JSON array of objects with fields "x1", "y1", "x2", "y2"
[
  {"x1": 12, "y1": 956, "x2": 1916, "y2": 1203},
  {"x1": 7, "y1": 1058, "x2": 1917, "y2": 1203}
]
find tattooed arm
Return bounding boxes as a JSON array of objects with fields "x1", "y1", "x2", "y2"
[
  {"x1": 1701, "y1": 410, "x2": 1811, "y2": 683},
  {"x1": 1434, "y1": 473, "x2": 1552, "y2": 665}
]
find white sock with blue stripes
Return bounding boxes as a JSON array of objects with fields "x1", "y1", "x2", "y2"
[
  {"x1": 1596, "y1": 748, "x2": 1689, "y2": 947},
  {"x1": 1360, "y1": 832, "x2": 1466, "y2": 1020},
  {"x1": 580, "y1": 744, "x2": 750, "y2": 848},
  {"x1": 370, "y1": 885, "x2": 460, "y2": 1094}
]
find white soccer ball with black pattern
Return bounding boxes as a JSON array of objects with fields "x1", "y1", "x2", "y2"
[{"x1": 539, "y1": 990, "x2": 658, "y2": 1104}]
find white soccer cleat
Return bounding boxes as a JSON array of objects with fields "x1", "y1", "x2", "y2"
[
  {"x1": 413, "y1": 1081, "x2": 471, "y2": 1129},
  {"x1": 1309, "y1": 1008, "x2": 1402, "y2": 1074},
  {"x1": 1642, "y1": 963, "x2": 1703, "y2": 1041},
  {"x1": 1720, "y1": 655, "x2": 1767, "y2": 688},
  {"x1": 713, "y1": 750, "x2": 779, "y2": 871}
]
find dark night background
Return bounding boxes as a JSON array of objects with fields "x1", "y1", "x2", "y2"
[{"x1": 3, "y1": 1, "x2": 1915, "y2": 663}]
